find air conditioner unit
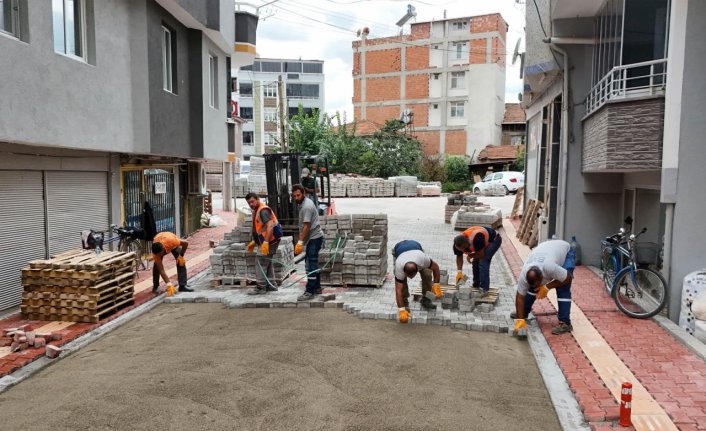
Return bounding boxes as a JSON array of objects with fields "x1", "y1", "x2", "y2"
[{"x1": 188, "y1": 161, "x2": 207, "y2": 195}]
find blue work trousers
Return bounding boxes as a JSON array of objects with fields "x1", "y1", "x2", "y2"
[
  {"x1": 524, "y1": 248, "x2": 576, "y2": 325},
  {"x1": 305, "y1": 237, "x2": 324, "y2": 294},
  {"x1": 472, "y1": 236, "x2": 503, "y2": 292}
]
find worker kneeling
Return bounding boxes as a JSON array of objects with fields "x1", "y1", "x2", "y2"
[
  {"x1": 514, "y1": 239, "x2": 576, "y2": 336},
  {"x1": 151, "y1": 231, "x2": 193, "y2": 295},
  {"x1": 392, "y1": 240, "x2": 443, "y2": 323}
]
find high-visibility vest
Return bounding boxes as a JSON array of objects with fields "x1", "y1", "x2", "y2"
[
  {"x1": 462, "y1": 226, "x2": 489, "y2": 253},
  {"x1": 253, "y1": 203, "x2": 281, "y2": 243},
  {"x1": 154, "y1": 232, "x2": 180, "y2": 254}
]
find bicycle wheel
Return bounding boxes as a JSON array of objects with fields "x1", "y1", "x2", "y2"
[
  {"x1": 601, "y1": 248, "x2": 617, "y2": 291},
  {"x1": 120, "y1": 239, "x2": 147, "y2": 271},
  {"x1": 612, "y1": 267, "x2": 667, "y2": 319}
]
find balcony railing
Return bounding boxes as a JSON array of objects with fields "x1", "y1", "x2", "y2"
[{"x1": 586, "y1": 59, "x2": 668, "y2": 115}]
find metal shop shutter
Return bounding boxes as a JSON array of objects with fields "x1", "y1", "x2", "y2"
[
  {"x1": 0, "y1": 171, "x2": 46, "y2": 311},
  {"x1": 45, "y1": 171, "x2": 109, "y2": 256}
]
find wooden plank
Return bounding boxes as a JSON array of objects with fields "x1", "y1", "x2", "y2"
[
  {"x1": 511, "y1": 187, "x2": 525, "y2": 219},
  {"x1": 524, "y1": 201, "x2": 544, "y2": 247},
  {"x1": 517, "y1": 199, "x2": 535, "y2": 240}
]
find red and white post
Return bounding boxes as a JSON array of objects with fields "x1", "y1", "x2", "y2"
[{"x1": 619, "y1": 382, "x2": 633, "y2": 427}]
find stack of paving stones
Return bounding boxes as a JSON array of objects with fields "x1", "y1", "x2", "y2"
[
  {"x1": 416, "y1": 182, "x2": 442, "y2": 197},
  {"x1": 390, "y1": 176, "x2": 418, "y2": 197},
  {"x1": 317, "y1": 214, "x2": 388, "y2": 287},
  {"x1": 445, "y1": 193, "x2": 480, "y2": 223},
  {"x1": 329, "y1": 177, "x2": 348, "y2": 197},
  {"x1": 233, "y1": 177, "x2": 248, "y2": 198},
  {"x1": 347, "y1": 180, "x2": 372, "y2": 197},
  {"x1": 370, "y1": 179, "x2": 395, "y2": 197},
  {"x1": 247, "y1": 156, "x2": 268, "y2": 195},
  {"x1": 454, "y1": 206, "x2": 503, "y2": 230}
]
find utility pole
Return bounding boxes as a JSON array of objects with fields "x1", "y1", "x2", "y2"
[{"x1": 278, "y1": 75, "x2": 287, "y2": 152}]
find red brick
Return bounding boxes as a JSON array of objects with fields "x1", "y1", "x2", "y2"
[
  {"x1": 365, "y1": 49, "x2": 401, "y2": 74},
  {"x1": 0, "y1": 337, "x2": 11, "y2": 347},
  {"x1": 405, "y1": 75, "x2": 428, "y2": 100},
  {"x1": 470, "y1": 39, "x2": 486, "y2": 64},
  {"x1": 445, "y1": 130, "x2": 467, "y2": 155},
  {"x1": 45, "y1": 345, "x2": 62, "y2": 359},
  {"x1": 34, "y1": 337, "x2": 46, "y2": 348},
  {"x1": 410, "y1": 22, "x2": 430, "y2": 40},
  {"x1": 365, "y1": 105, "x2": 400, "y2": 125},
  {"x1": 365, "y1": 77, "x2": 400, "y2": 102},
  {"x1": 405, "y1": 46, "x2": 429, "y2": 70},
  {"x1": 413, "y1": 130, "x2": 440, "y2": 155}
]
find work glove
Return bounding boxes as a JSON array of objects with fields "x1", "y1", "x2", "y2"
[
  {"x1": 294, "y1": 241, "x2": 304, "y2": 255},
  {"x1": 260, "y1": 241, "x2": 270, "y2": 256},
  {"x1": 432, "y1": 283, "x2": 443, "y2": 299},
  {"x1": 165, "y1": 283, "x2": 176, "y2": 297},
  {"x1": 246, "y1": 241, "x2": 256, "y2": 253},
  {"x1": 536, "y1": 285, "x2": 549, "y2": 300},
  {"x1": 513, "y1": 319, "x2": 528, "y2": 337},
  {"x1": 455, "y1": 271, "x2": 465, "y2": 285},
  {"x1": 176, "y1": 255, "x2": 186, "y2": 267},
  {"x1": 399, "y1": 308, "x2": 410, "y2": 324}
]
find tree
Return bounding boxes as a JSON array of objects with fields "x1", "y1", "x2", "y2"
[
  {"x1": 364, "y1": 120, "x2": 423, "y2": 178},
  {"x1": 287, "y1": 105, "x2": 332, "y2": 155},
  {"x1": 513, "y1": 146, "x2": 525, "y2": 172},
  {"x1": 443, "y1": 156, "x2": 470, "y2": 183},
  {"x1": 319, "y1": 112, "x2": 367, "y2": 174}
]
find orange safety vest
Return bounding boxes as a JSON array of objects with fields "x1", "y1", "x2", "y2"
[
  {"x1": 253, "y1": 203, "x2": 280, "y2": 242},
  {"x1": 153, "y1": 232, "x2": 181, "y2": 254},
  {"x1": 462, "y1": 226, "x2": 489, "y2": 253}
]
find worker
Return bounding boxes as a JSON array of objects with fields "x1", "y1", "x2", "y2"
[
  {"x1": 291, "y1": 184, "x2": 324, "y2": 301},
  {"x1": 392, "y1": 240, "x2": 443, "y2": 323},
  {"x1": 453, "y1": 226, "x2": 502, "y2": 296},
  {"x1": 513, "y1": 239, "x2": 576, "y2": 336},
  {"x1": 301, "y1": 167, "x2": 319, "y2": 207},
  {"x1": 245, "y1": 192, "x2": 283, "y2": 295},
  {"x1": 151, "y1": 232, "x2": 193, "y2": 294}
]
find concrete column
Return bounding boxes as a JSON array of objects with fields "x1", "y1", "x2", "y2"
[{"x1": 223, "y1": 161, "x2": 233, "y2": 211}]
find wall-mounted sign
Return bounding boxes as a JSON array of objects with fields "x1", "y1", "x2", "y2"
[{"x1": 155, "y1": 182, "x2": 167, "y2": 194}]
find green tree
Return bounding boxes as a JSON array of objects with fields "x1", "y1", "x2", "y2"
[
  {"x1": 419, "y1": 155, "x2": 444, "y2": 182},
  {"x1": 364, "y1": 120, "x2": 423, "y2": 178},
  {"x1": 443, "y1": 155, "x2": 470, "y2": 183},
  {"x1": 319, "y1": 112, "x2": 367, "y2": 174},
  {"x1": 513, "y1": 146, "x2": 525, "y2": 172},
  {"x1": 287, "y1": 105, "x2": 332, "y2": 155}
]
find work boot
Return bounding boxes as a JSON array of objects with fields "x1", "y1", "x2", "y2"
[
  {"x1": 479, "y1": 290, "x2": 489, "y2": 298},
  {"x1": 420, "y1": 297, "x2": 437, "y2": 311},
  {"x1": 265, "y1": 285, "x2": 278, "y2": 292},
  {"x1": 152, "y1": 286, "x2": 160, "y2": 295},
  {"x1": 297, "y1": 292, "x2": 316, "y2": 302},
  {"x1": 247, "y1": 287, "x2": 267, "y2": 295},
  {"x1": 178, "y1": 286, "x2": 193, "y2": 293},
  {"x1": 551, "y1": 322, "x2": 573, "y2": 335}
]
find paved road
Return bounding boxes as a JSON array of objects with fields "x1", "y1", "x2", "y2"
[{"x1": 0, "y1": 306, "x2": 560, "y2": 431}]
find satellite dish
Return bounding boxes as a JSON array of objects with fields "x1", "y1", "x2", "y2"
[
  {"x1": 400, "y1": 109, "x2": 414, "y2": 124},
  {"x1": 512, "y1": 38, "x2": 522, "y2": 65},
  {"x1": 396, "y1": 4, "x2": 417, "y2": 27}
]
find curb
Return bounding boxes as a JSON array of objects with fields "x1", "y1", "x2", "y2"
[{"x1": 0, "y1": 293, "x2": 166, "y2": 394}]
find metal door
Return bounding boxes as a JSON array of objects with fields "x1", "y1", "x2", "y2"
[
  {"x1": 0, "y1": 171, "x2": 46, "y2": 311},
  {"x1": 45, "y1": 171, "x2": 110, "y2": 255},
  {"x1": 122, "y1": 168, "x2": 175, "y2": 233}
]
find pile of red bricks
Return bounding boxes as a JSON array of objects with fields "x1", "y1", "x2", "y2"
[{"x1": 1, "y1": 325, "x2": 63, "y2": 358}]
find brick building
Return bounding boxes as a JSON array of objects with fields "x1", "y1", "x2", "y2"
[{"x1": 352, "y1": 14, "x2": 508, "y2": 157}]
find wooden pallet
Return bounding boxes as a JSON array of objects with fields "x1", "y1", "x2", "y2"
[
  {"x1": 210, "y1": 269, "x2": 297, "y2": 289},
  {"x1": 511, "y1": 187, "x2": 525, "y2": 219},
  {"x1": 411, "y1": 285, "x2": 499, "y2": 304},
  {"x1": 22, "y1": 296, "x2": 135, "y2": 323}
]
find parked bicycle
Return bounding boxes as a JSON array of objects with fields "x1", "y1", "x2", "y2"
[
  {"x1": 81, "y1": 224, "x2": 149, "y2": 272},
  {"x1": 600, "y1": 217, "x2": 667, "y2": 318}
]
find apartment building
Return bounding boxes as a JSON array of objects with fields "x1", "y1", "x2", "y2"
[
  {"x1": 522, "y1": 0, "x2": 706, "y2": 320},
  {"x1": 234, "y1": 58, "x2": 325, "y2": 158},
  {"x1": 352, "y1": 14, "x2": 507, "y2": 157},
  {"x1": 0, "y1": 0, "x2": 258, "y2": 311}
]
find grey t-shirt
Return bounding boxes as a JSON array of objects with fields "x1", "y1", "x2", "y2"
[
  {"x1": 299, "y1": 197, "x2": 323, "y2": 241},
  {"x1": 394, "y1": 250, "x2": 432, "y2": 282},
  {"x1": 516, "y1": 240, "x2": 570, "y2": 295}
]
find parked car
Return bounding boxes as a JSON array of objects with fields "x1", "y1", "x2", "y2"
[{"x1": 473, "y1": 171, "x2": 524, "y2": 195}]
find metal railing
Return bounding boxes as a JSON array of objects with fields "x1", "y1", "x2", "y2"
[{"x1": 586, "y1": 59, "x2": 668, "y2": 115}]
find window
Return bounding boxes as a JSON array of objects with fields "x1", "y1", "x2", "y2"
[
  {"x1": 288, "y1": 106, "x2": 314, "y2": 118},
  {"x1": 239, "y1": 82, "x2": 252, "y2": 97},
  {"x1": 263, "y1": 108, "x2": 277, "y2": 122},
  {"x1": 432, "y1": 104, "x2": 438, "y2": 109},
  {"x1": 493, "y1": 173, "x2": 503, "y2": 180},
  {"x1": 287, "y1": 74, "x2": 300, "y2": 80},
  {"x1": 239, "y1": 106, "x2": 253, "y2": 120},
  {"x1": 454, "y1": 42, "x2": 466, "y2": 60},
  {"x1": 302, "y1": 63, "x2": 323, "y2": 74},
  {"x1": 231, "y1": 77, "x2": 237, "y2": 92},
  {"x1": 260, "y1": 61, "x2": 281, "y2": 72},
  {"x1": 160, "y1": 25, "x2": 176, "y2": 92},
  {"x1": 264, "y1": 83, "x2": 277, "y2": 98},
  {"x1": 264, "y1": 133, "x2": 277, "y2": 145},
  {"x1": 243, "y1": 131, "x2": 254, "y2": 145},
  {"x1": 209, "y1": 54, "x2": 218, "y2": 108},
  {"x1": 53, "y1": 0, "x2": 86, "y2": 59},
  {"x1": 450, "y1": 101, "x2": 465, "y2": 118},
  {"x1": 0, "y1": 0, "x2": 19, "y2": 38},
  {"x1": 450, "y1": 71, "x2": 465, "y2": 89},
  {"x1": 285, "y1": 62, "x2": 302, "y2": 73},
  {"x1": 452, "y1": 20, "x2": 467, "y2": 31},
  {"x1": 286, "y1": 83, "x2": 319, "y2": 99},
  {"x1": 433, "y1": 73, "x2": 440, "y2": 80}
]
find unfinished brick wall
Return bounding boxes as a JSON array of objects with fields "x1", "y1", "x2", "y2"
[
  {"x1": 405, "y1": 74, "x2": 429, "y2": 100},
  {"x1": 352, "y1": 52, "x2": 361, "y2": 76},
  {"x1": 470, "y1": 39, "x2": 487, "y2": 64},
  {"x1": 492, "y1": 37, "x2": 506, "y2": 67},
  {"x1": 410, "y1": 22, "x2": 430, "y2": 40},
  {"x1": 354, "y1": 106, "x2": 362, "y2": 120},
  {"x1": 353, "y1": 79, "x2": 361, "y2": 103},
  {"x1": 445, "y1": 130, "x2": 467, "y2": 155},
  {"x1": 405, "y1": 45, "x2": 429, "y2": 70},
  {"x1": 366, "y1": 76, "x2": 400, "y2": 101},
  {"x1": 366, "y1": 105, "x2": 401, "y2": 124},
  {"x1": 407, "y1": 103, "x2": 429, "y2": 127},
  {"x1": 471, "y1": 13, "x2": 507, "y2": 41},
  {"x1": 365, "y1": 48, "x2": 401, "y2": 74},
  {"x1": 414, "y1": 130, "x2": 441, "y2": 155}
]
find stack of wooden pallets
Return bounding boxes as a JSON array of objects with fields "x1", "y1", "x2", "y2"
[
  {"x1": 516, "y1": 198, "x2": 544, "y2": 248},
  {"x1": 20, "y1": 250, "x2": 136, "y2": 323}
]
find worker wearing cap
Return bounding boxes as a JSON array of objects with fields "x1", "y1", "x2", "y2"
[
  {"x1": 245, "y1": 192, "x2": 283, "y2": 295},
  {"x1": 301, "y1": 167, "x2": 319, "y2": 207},
  {"x1": 392, "y1": 240, "x2": 443, "y2": 323},
  {"x1": 151, "y1": 232, "x2": 193, "y2": 294},
  {"x1": 513, "y1": 239, "x2": 576, "y2": 336},
  {"x1": 453, "y1": 226, "x2": 502, "y2": 296}
]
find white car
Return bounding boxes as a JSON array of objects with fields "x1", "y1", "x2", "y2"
[{"x1": 474, "y1": 171, "x2": 524, "y2": 195}]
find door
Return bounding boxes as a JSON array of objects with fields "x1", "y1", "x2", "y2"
[
  {"x1": 0, "y1": 171, "x2": 46, "y2": 311},
  {"x1": 122, "y1": 168, "x2": 176, "y2": 234}
]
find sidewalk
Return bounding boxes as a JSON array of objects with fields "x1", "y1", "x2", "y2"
[
  {"x1": 502, "y1": 219, "x2": 706, "y2": 431},
  {"x1": 0, "y1": 210, "x2": 236, "y2": 378}
]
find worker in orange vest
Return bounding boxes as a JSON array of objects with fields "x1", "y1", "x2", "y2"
[
  {"x1": 245, "y1": 193, "x2": 283, "y2": 295},
  {"x1": 453, "y1": 226, "x2": 502, "y2": 296},
  {"x1": 151, "y1": 231, "x2": 193, "y2": 294}
]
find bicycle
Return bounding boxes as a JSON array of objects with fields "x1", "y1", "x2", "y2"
[
  {"x1": 600, "y1": 217, "x2": 667, "y2": 318},
  {"x1": 81, "y1": 224, "x2": 149, "y2": 272}
]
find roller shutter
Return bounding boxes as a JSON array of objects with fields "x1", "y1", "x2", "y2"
[{"x1": 0, "y1": 171, "x2": 46, "y2": 311}]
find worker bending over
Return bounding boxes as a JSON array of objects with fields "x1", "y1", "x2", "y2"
[
  {"x1": 245, "y1": 193, "x2": 283, "y2": 295},
  {"x1": 392, "y1": 240, "x2": 443, "y2": 323},
  {"x1": 151, "y1": 231, "x2": 193, "y2": 294},
  {"x1": 514, "y1": 239, "x2": 576, "y2": 336},
  {"x1": 292, "y1": 184, "x2": 324, "y2": 301},
  {"x1": 453, "y1": 226, "x2": 502, "y2": 296}
]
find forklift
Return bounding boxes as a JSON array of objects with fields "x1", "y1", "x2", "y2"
[{"x1": 263, "y1": 153, "x2": 335, "y2": 242}]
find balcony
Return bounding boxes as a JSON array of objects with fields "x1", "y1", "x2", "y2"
[
  {"x1": 582, "y1": 60, "x2": 667, "y2": 173},
  {"x1": 233, "y1": 2, "x2": 259, "y2": 68}
]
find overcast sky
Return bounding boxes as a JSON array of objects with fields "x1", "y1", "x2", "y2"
[{"x1": 253, "y1": 0, "x2": 526, "y2": 118}]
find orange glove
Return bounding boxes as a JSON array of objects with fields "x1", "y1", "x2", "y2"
[
  {"x1": 432, "y1": 283, "x2": 442, "y2": 299},
  {"x1": 294, "y1": 241, "x2": 304, "y2": 255},
  {"x1": 176, "y1": 255, "x2": 186, "y2": 266},
  {"x1": 260, "y1": 241, "x2": 270, "y2": 256},
  {"x1": 536, "y1": 285, "x2": 549, "y2": 300},
  {"x1": 399, "y1": 308, "x2": 410, "y2": 324},
  {"x1": 455, "y1": 271, "x2": 464, "y2": 285},
  {"x1": 513, "y1": 319, "x2": 528, "y2": 337},
  {"x1": 246, "y1": 241, "x2": 256, "y2": 253},
  {"x1": 166, "y1": 283, "x2": 176, "y2": 297}
]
